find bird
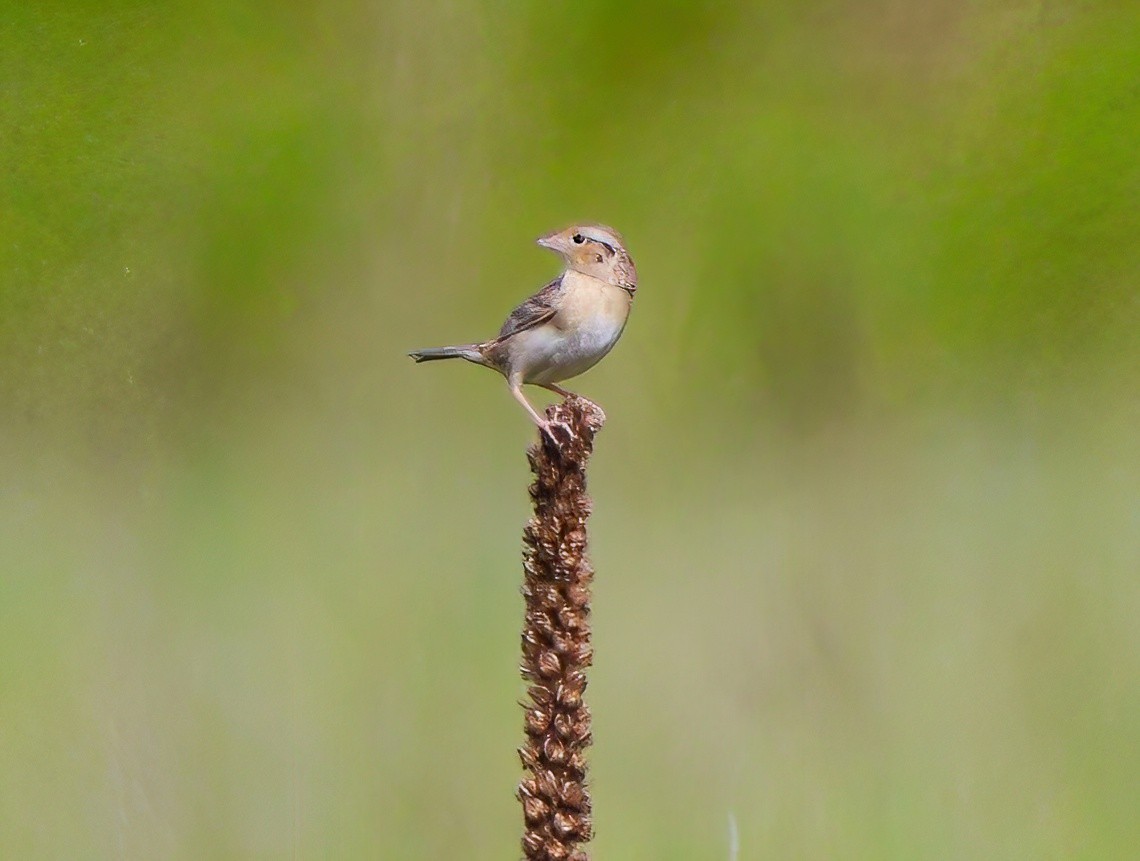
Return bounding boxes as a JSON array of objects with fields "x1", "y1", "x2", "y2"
[{"x1": 408, "y1": 223, "x2": 637, "y2": 436}]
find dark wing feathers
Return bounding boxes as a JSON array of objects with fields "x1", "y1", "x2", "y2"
[{"x1": 495, "y1": 274, "x2": 564, "y2": 341}]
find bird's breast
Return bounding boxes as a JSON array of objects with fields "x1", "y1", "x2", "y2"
[
  {"x1": 511, "y1": 277, "x2": 631, "y2": 384},
  {"x1": 555, "y1": 280, "x2": 630, "y2": 337}
]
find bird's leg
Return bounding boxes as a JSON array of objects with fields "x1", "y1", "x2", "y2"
[
  {"x1": 539, "y1": 382, "x2": 575, "y2": 399},
  {"x1": 510, "y1": 382, "x2": 549, "y2": 427},
  {"x1": 510, "y1": 382, "x2": 571, "y2": 443}
]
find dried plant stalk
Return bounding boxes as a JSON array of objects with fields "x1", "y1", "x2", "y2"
[{"x1": 517, "y1": 396, "x2": 606, "y2": 861}]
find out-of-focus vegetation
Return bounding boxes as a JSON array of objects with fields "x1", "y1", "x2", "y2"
[{"x1": 2, "y1": 2, "x2": 1137, "y2": 858}]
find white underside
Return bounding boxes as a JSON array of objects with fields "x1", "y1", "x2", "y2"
[{"x1": 507, "y1": 311, "x2": 627, "y2": 385}]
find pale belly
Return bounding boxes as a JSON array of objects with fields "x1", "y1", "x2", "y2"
[{"x1": 508, "y1": 309, "x2": 628, "y2": 385}]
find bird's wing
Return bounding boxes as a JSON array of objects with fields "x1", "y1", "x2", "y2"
[{"x1": 494, "y1": 275, "x2": 564, "y2": 341}]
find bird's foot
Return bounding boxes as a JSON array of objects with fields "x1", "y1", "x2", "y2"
[{"x1": 540, "y1": 418, "x2": 575, "y2": 446}]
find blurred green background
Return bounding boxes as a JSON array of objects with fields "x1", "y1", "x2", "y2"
[{"x1": 3, "y1": 1, "x2": 1138, "y2": 858}]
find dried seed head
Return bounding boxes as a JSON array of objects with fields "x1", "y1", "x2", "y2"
[
  {"x1": 565, "y1": 584, "x2": 592, "y2": 609},
  {"x1": 561, "y1": 781, "x2": 588, "y2": 811},
  {"x1": 536, "y1": 769, "x2": 559, "y2": 799},
  {"x1": 537, "y1": 650, "x2": 562, "y2": 678},
  {"x1": 518, "y1": 746, "x2": 538, "y2": 770},
  {"x1": 522, "y1": 795, "x2": 549, "y2": 825},
  {"x1": 522, "y1": 831, "x2": 545, "y2": 855},
  {"x1": 543, "y1": 736, "x2": 567, "y2": 765},
  {"x1": 518, "y1": 398, "x2": 603, "y2": 860},
  {"x1": 552, "y1": 810, "x2": 582, "y2": 839},
  {"x1": 525, "y1": 707, "x2": 551, "y2": 735}
]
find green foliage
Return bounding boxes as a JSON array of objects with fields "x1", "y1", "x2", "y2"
[{"x1": 2, "y1": 2, "x2": 1137, "y2": 858}]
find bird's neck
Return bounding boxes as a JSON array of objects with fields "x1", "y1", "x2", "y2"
[{"x1": 565, "y1": 268, "x2": 636, "y2": 296}]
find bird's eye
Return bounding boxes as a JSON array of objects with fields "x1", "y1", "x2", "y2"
[{"x1": 572, "y1": 233, "x2": 585, "y2": 244}]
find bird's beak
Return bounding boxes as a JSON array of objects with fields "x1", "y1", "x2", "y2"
[{"x1": 536, "y1": 232, "x2": 561, "y2": 251}]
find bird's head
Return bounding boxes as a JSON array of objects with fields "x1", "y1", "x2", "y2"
[{"x1": 537, "y1": 223, "x2": 637, "y2": 293}]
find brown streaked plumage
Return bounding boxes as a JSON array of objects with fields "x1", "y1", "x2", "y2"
[
  {"x1": 496, "y1": 275, "x2": 564, "y2": 341},
  {"x1": 408, "y1": 224, "x2": 637, "y2": 436}
]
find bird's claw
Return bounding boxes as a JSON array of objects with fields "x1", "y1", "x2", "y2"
[{"x1": 540, "y1": 418, "x2": 574, "y2": 446}]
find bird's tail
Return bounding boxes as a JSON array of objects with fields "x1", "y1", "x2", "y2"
[{"x1": 407, "y1": 344, "x2": 485, "y2": 364}]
